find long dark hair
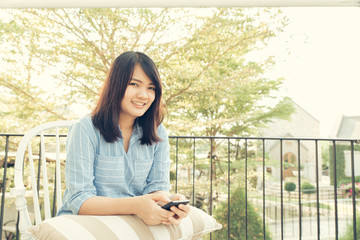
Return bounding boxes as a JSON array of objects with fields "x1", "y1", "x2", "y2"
[{"x1": 92, "y1": 51, "x2": 165, "y2": 145}]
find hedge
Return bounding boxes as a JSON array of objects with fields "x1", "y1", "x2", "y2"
[{"x1": 329, "y1": 144, "x2": 360, "y2": 187}]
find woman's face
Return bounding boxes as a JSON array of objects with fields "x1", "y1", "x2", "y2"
[{"x1": 119, "y1": 64, "x2": 156, "y2": 121}]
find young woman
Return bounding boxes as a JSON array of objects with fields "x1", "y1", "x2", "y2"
[{"x1": 58, "y1": 51, "x2": 190, "y2": 226}]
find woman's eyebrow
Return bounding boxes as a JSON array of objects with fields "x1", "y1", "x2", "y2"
[
  {"x1": 130, "y1": 78, "x2": 142, "y2": 82},
  {"x1": 131, "y1": 78, "x2": 155, "y2": 85}
]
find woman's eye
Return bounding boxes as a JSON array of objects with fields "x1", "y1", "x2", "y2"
[
  {"x1": 129, "y1": 82, "x2": 138, "y2": 86},
  {"x1": 148, "y1": 87, "x2": 156, "y2": 90}
]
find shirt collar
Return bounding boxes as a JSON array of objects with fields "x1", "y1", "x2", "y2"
[{"x1": 131, "y1": 118, "x2": 142, "y2": 142}]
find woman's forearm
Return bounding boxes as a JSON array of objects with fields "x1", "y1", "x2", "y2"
[
  {"x1": 78, "y1": 194, "x2": 175, "y2": 225},
  {"x1": 150, "y1": 190, "x2": 171, "y2": 198},
  {"x1": 78, "y1": 196, "x2": 142, "y2": 215}
]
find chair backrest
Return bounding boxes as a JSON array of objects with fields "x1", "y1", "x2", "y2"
[{"x1": 11, "y1": 120, "x2": 74, "y2": 235}]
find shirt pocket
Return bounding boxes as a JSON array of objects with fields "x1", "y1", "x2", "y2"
[
  {"x1": 133, "y1": 156, "x2": 153, "y2": 189},
  {"x1": 94, "y1": 154, "x2": 125, "y2": 186}
]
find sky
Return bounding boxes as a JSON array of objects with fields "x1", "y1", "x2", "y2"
[{"x1": 266, "y1": 7, "x2": 360, "y2": 137}]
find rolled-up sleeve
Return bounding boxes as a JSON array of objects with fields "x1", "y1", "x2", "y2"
[
  {"x1": 143, "y1": 124, "x2": 171, "y2": 194},
  {"x1": 62, "y1": 120, "x2": 97, "y2": 214}
]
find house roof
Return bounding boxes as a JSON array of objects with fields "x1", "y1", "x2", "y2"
[
  {"x1": 290, "y1": 99, "x2": 320, "y2": 123},
  {"x1": 260, "y1": 98, "x2": 320, "y2": 138},
  {"x1": 333, "y1": 115, "x2": 360, "y2": 138}
]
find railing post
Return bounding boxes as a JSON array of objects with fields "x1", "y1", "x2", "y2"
[
  {"x1": 332, "y1": 140, "x2": 338, "y2": 240},
  {"x1": 0, "y1": 136, "x2": 9, "y2": 240},
  {"x1": 245, "y1": 139, "x2": 248, "y2": 240},
  {"x1": 175, "y1": 138, "x2": 178, "y2": 194},
  {"x1": 262, "y1": 139, "x2": 266, "y2": 240},
  {"x1": 209, "y1": 138, "x2": 213, "y2": 240},
  {"x1": 192, "y1": 138, "x2": 195, "y2": 205},
  {"x1": 315, "y1": 140, "x2": 320, "y2": 239},
  {"x1": 210, "y1": 137, "x2": 213, "y2": 215},
  {"x1": 16, "y1": 212, "x2": 19, "y2": 240},
  {"x1": 280, "y1": 139, "x2": 284, "y2": 240},
  {"x1": 350, "y1": 141, "x2": 357, "y2": 240},
  {"x1": 227, "y1": 139, "x2": 230, "y2": 240},
  {"x1": 298, "y1": 140, "x2": 302, "y2": 240}
]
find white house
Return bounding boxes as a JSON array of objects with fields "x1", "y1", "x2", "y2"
[
  {"x1": 260, "y1": 99, "x2": 321, "y2": 182},
  {"x1": 331, "y1": 115, "x2": 360, "y2": 139},
  {"x1": 331, "y1": 115, "x2": 360, "y2": 177}
]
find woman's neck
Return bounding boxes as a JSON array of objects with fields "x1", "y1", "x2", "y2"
[{"x1": 118, "y1": 115, "x2": 135, "y2": 132}]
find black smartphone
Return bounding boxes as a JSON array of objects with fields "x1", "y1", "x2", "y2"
[{"x1": 161, "y1": 200, "x2": 190, "y2": 211}]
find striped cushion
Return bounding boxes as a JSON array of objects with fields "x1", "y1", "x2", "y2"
[{"x1": 24, "y1": 206, "x2": 222, "y2": 240}]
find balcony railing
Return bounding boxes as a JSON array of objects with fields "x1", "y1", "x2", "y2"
[{"x1": 1, "y1": 133, "x2": 359, "y2": 240}]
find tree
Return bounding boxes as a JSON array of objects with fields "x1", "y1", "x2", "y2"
[
  {"x1": 0, "y1": 10, "x2": 69, "y2": 133},
  {"x1": 1, "y1": 8, "x2": 293, "y2": 131},
  {"x1": 164, "y1": 9, "x2": 294, "y2": 137},
  {"x1": 0, "y1": 8, "x2": 294, "y2": 160},
  {"x1": 284, "y1": 181, "x2": 296, "y2": 200},
  {"x1": 213, "y1": 185, "x2": 272, "y2": 240}
]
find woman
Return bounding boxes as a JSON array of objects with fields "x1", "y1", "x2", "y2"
[{"x1": 58, "y1": 51, "x2": 190, "y2": 226}]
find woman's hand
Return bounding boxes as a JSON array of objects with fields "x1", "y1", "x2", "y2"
[
  {"x1": 167, "y1": 193, "x2": 191, "y2": 225},
  {"x1": 135, "y1": 194, "x2": 174, "y2": 225}
]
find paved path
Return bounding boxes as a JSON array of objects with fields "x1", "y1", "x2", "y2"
[{"x1": 268, "y1": 216, "x2": 352, "y2": 239}]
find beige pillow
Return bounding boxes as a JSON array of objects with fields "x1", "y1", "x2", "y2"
[{"x1": 23, "y1": 206, "x2": 222, "y2": 240}]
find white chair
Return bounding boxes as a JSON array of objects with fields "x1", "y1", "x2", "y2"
[{"x1": 10, "y1": 121, "x2": 74, "y2": 239}]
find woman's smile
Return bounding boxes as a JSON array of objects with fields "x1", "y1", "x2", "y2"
[{"x1": 131, "y1": 100, "x2": 147, "y2": 107}]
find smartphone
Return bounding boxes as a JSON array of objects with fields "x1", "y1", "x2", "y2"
[{"x1": 161, "y1": 200, "x2": 190, "y2": 211}]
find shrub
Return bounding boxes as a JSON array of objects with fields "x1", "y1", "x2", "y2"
[
  {"x1": 301, "y1": 182, "x2": 316, "y2": 195},
  {"x1": 285, "y1": 182, "x2": 296, "y2": 192},
  {"x1": 340, "y1": 215, "x2": 360, "y2": 240},
  {"x1": 339, "y1": 182, "x2": 360, "y2": 198},
  {"x1": 213, "y1": 186, "x2": 272, "y2": 240},
  {"x1": 285, "y1": 182, "x2": 296, "y2": 200},
  {"x1": 338, "y1": 177, "x2": 360, "y2": 187}
]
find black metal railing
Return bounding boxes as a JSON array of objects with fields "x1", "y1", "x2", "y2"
[
  {"x1": 168, "y1": 136, "x2": 360, "y2": 240},
  {"x1": 1, "y1": 133, "x2": 359, "y2": 240}
]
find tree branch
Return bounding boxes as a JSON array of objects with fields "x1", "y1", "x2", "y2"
[{"x1": 1, "y1": 80, "x2": 66, "y2": 120}]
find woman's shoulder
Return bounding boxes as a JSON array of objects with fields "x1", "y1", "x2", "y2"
[
  {"x1": 157, "y1": 123, "x2": 168, "y2": 138},
  {"x1": 157, "y1": 122, "x2": 166, "y2": 131},
  {"x1": 71, "y1": 115, "x2": 91, "y2": 128},
  {"x1": 78, "y1": 115, "x2": 93, "y2": 125},
  {"x1": 70, "y1": 115, "x2": 99, "y2": 137}
]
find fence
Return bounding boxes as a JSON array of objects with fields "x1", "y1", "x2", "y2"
[{"x1": 1, "y1": 133, "x2": 359, "y2": 240}]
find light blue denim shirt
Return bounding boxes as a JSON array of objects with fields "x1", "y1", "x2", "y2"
[{"x1": 57, "y1": 116, "x2": 170, "y2": 215}]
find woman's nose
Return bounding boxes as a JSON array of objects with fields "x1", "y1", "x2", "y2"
[{"x1": 137, "y1": 87, "x2": 148, "y2": 99}]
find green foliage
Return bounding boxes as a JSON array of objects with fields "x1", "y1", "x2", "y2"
[
  {"x1": 301, "y1": 181, "x2": 316, "y2": 195},
  {"x1": 213, "y1": 186, "x2": 272, "y2": 240},
  {"x1": 169, "y1": 170, "x2": 176, "y2": 182},
  {"x1": 0, "y1": 8, "x2": 293, "y2": 141},
  {"x1": 340, "y1": 215, "x2": 360, "y2": 240},
  {"x1": 321, "y1": 142, "x2": 330, "y2": 170},
  {"x1": 284, "y1": 182, "x2": 296, "y2": 192},
  {"x1": 0, "y1": 166, "x2": 15, "y2": 191},
  {"x1": 329, "y1": 144, "x2": 360, "y2": 187}
]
